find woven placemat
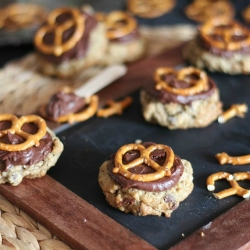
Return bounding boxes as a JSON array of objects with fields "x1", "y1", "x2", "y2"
[
  {"x1": 0, "y1": 193, "x2": 72, "y2": 249},
  {"x1": 0, "y1": 24, "x2": 196, "y2": 116}
]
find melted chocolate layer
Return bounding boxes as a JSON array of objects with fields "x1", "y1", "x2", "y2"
[
  {"x1": 144, "y1": 74, "x2": 216, "y2": 105},
  {"x1": 108, "y1": 142, "x2": 184, "y2": 192},
  {"x1": 36, "y1": 11, "x2": 97, "y2": 63},
  {"x1": 45, "y1": 91, "x2": 86, "y2": 120},
  {"x1": 0, "y1": 122, "x2": 53, "y2": 170}
]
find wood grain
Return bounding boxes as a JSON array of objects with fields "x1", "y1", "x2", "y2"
[{"x1": 170, "y1": 200, "x2": 250, "y2": 250}]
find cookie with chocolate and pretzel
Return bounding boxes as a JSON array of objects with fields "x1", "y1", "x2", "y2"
[
  {"x1": 96, "y1": 11, "x2": 146, "y2": 64},
  {"x1": 140, "y1": 66, "x2": 222, "y2": 129},
  {"x1": 98, "y1": 142, "x2": 193, "y2": 217},
  {"x1": 183, "y1": 18, "x2": 250, "y2": 74},
  {"x1": 34, "y1": 7, "x2": 108, "y2": 78},
  {"x1": 0, "y1": 114, "x2": 63, "y2": 186}
]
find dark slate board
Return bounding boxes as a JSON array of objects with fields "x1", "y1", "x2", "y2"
[{"x1": 49, "y1": 71, "x2": 250, "y2": 249}]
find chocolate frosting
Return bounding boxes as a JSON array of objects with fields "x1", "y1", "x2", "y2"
[
  {"x1": 36, "y1": 10, "x2": 97, "y2": 63},
  {"x1": 45, "y1": 91, "x2": 86, "y2": 120},
  {"x1": 108, "y1": 142, "x2": 184, "y2": 192},
  {"x1": 144, "y1": 73, "x2": 216, "y2": 105},
  {"x1": 108, "y1": 28, "x2": 140, "y2": 43},
  {"x1": 0, "y1": 122, "x2": 53, "y2": 171}
]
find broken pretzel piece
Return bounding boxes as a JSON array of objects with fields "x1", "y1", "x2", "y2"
[
  {"x1": 97, "y1": 96, "x2": 133, "y2": 118},
  {"x1": 216, "y1": 152, "x2": 250, "y2": 165},
  {"x1": 218, "y1": 103, "x2": 248, "y2": 124},
  {"x1": 206, "y1": 171, "x2": 250, "y2": 199}
]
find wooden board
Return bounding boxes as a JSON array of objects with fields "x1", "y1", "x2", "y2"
[{"x1": 0, "y1": 44, "x2": 250, "y2": 249}]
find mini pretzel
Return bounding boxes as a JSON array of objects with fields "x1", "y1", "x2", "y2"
[
  {"x1": 200, "y1": 18, "x2": 250, "y2": 51},
  {"x1": 127, "y1": 0, "x2": 176, "y2": 19},
  {"x1": 34, "y1": 7, "x2": 85, "y2": 56},
  {"x1": 55, "y1": 95, "x2": 98, "y2": 124},
  {"x1": 218, "y1": 104, "x2": 248, "y2": 124},
  {"x1": 185, "y1": 0, "x2": 234, "y2": 23},
  {"x1": 105, "y1": 11, "x2": 137, "y2": 40},
  {"x1": 206, "y1": 172, "x2": 250, "y2": 199},
  {"x1": 3, "y1": 3, "x2": 47, "y2": 30},
  {"x1": 0, "y1": 114, "x2": 47, "y2": 152},
  {"x1": 216, "y1": 152, "x2": 250, "y2": 165},
  {"x1": 113, "y1": 143, "x2": 175, "y2": 182},
  {"x1": 97, "y1": 96, "x2": 133, "y2": 118},
  {"x1": 154, "y1": 67, "x2": 209, "y2": 96}
]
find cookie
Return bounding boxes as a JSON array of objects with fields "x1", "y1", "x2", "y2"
[
  {"x1": 98, "y1": 142, "x2": 194, "y2": 217},
  {"x1": 185, "y1": 0, "x2": 234, "y2": 23},
  {"x1": 0, "y1": 114, "x2": 63, "y2": 186},
  {"x1": 183, "y1": 19, "x2": 250, "y2": 74},
  {"x1": 34, "y1": 7, "x2": 108, "y2": 78},
  {"x1": 99, "y1": 11, "x2": 146, "y2": 64},
  {"x1": 140, "y1": 67, "x2": 222, "y2": 129}
]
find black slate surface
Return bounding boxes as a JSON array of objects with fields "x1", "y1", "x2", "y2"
[{"x1": 48, "y1": 71, "x2": 250, "y2": 249}]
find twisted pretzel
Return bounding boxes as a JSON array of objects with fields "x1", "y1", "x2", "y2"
[
  {"x1": 0, "y1": 114, "x2": 47, "y2": 152},
  {"x1": 207, "y1": 172, "x2": 250, "y2": 199},
  {"x1": 185, "y1": 0, "x2": 234, "y2": 23},
  {"x1": 3, "y1": 3, "x2": 47, "y2": 30},
  {"x1": 200, "y1": 18, "x2": 250, "y2": 51},
  {"x1": 154, "y1": 67, "x2": 209, "y2": 96},
  {"x1": 127, "y1": 0, "x2": 175, "y2": 19},
  {"x1": 105, "y1": 11, "x2": 137, "y2": 40},
  {"x1": 34, "y1": 7, "x2": 85, "y2": 56},
  {"x1": 113, "y1": 143, "x2": 175, "y2": 182}
]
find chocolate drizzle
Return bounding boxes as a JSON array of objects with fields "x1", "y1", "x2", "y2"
[
  {"x1": 108, "y1": 142, "x2": 184, "y2": 192},
  {"x1": 0, "y1": 122, "x2": 53, "y2": 170}
]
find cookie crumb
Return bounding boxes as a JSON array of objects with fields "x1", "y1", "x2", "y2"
[{"x1": 201, "y1": 232, "x2": 205, "y2": 237}]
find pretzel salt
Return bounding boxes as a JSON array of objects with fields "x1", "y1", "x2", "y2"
[
  {"x1": 34, "y1": 7, "x2": 85, "y2": 56},
  {"x1": 97, "y1": 96, "x2": 133, "y2": 118},
  {"x1": 113, "y1": 143, "x2": 175, "y2": 182},
  {"x1": 207, "y1": 172, "x2": 250, "y2": 199},
  {"x1": 154, "y1": 67, "x2": 209, "y2": 96},
  {"x1": 0, "y1": 114, "x2": 47, "y2": 152},
  {"x1": 200, "y1": 18, "x2": 250, "y2": 51},
  {"x1": 105, "y1": 11, "x2": 137, "y2": 40},
  {"x1": 216, "y1": 152, "x2": 250, "y2": 165}
]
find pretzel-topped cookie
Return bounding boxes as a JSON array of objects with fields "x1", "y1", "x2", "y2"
[
  {"x1": 105, "y1": 11, "x2": 137, "y2": 40},
  {"x1": 113, "y1": 143, "x2": 175, "y2": 182},
  {"x1": 200, "y1": 18, "x2": 250, "y2": 51},
  {"x1": 154, "y1": 67, "x2": 209, "y2": 96},
  {"x1": 34, "y1": 7, "x2": 85, "y2": 56},
  {"x1": 0, "y1": 114, "x2": 47, "y2": 152}
]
